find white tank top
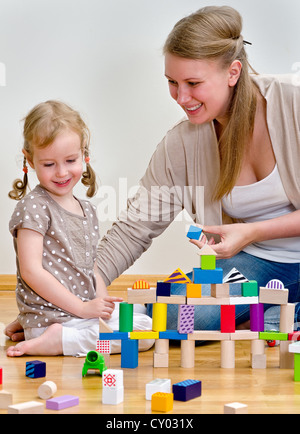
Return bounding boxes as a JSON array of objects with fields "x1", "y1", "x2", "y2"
[{"x1": 222, "y1": 164, "x2": 300, "y2": 263}]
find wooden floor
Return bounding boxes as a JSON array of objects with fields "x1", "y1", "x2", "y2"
[{"x1": 1, "y1": 288, "x2": 300, "y2": 415}]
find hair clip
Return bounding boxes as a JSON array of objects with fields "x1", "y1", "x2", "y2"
[{"x1": 243, "y1": 40, "x2": 252, "y2": 46}]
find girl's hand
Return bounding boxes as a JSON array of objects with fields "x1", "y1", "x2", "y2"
[
  {"x1": 189, "y1": 223, "x2": 256, "y2": 259},
  {"x1": 80, "y1": 295, "x2": 123, "y2": 320}
]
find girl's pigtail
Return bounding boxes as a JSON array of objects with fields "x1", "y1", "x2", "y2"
[
  {"x1": 81, "y1": 151, "x2": 98, "y2": 198},
  {"x1": 8, "y1": 157, "x2": 29, "y2": 200}
]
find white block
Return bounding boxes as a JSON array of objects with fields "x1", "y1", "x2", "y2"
[
  {"x1": 224, "y1": 402, "x2": 248, "y2": 414},
  {"x1": 38, "y1": 381, "x2": 57, "y2": 400},
  {"x1": 102, "y1": 369, "x2": 123, "y2": 389},
  {"x1": 229, "y1": 296, "x2": 259, "y2": 305},
  {"x1": 102, "y1": 386, "x2": 124, "y2": 405},
  {"x1": 145, "y1": 378, "x2": 171, "y2": 400},
  {"x1": 289, "y1": 341, "x2": 300, "y2": 354}
]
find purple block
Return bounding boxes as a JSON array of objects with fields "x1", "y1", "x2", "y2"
[
  {"x1": 173, "y1": 379, "x2": 202, "y2": 401},
  {"x1": 178, "y1": 305, "x2": 194, "y2": 334},
  {"x1": 46, "y1": 395, "x2": 79, "y2": 410},
  {"x1": 250, "y1": 303, "x2": 264, "y2": 332}
]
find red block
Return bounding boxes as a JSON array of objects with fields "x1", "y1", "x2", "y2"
[{"x1": 221, "y1": 305, "x2": 235, "y2": 333}]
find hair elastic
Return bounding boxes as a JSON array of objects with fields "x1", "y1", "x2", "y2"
[{"x1": 85, "y1": 156, "x2": 90, "y2": 164}]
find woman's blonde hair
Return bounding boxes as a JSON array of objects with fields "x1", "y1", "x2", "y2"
[
  {"x1": 163, "y1": 6, "x2": 258, "y2": 200},
  {"x1": 9, "y1": 100, "x2": 97, "y2": 200}
]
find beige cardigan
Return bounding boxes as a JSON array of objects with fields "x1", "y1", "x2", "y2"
[{"x1": 97, "y1": 74, "x2": 300, "y2": 285}]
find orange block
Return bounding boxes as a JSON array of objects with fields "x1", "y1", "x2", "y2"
[
  {"x1": 186, "y1": 283, "x2": 202, "y2": 298},
  {"x1": 132, "y1": 279, "x2": 150, "y2": 289},
  {"x1": 151, "y1": 392, "x2": 173, "y2": 412}
]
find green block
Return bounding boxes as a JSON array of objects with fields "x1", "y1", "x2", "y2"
[
  {"x1": 119, "y1": 302, "x2": 133, "y2": 332},
  {"x1": 294, "y1": 354, "x2": 300, "y2": 382},
  {"x1": 259, "y1": 331, "x2": 288, "y2": 341},
  {"x1": 200, "y1": 255, "x2": 216, "y2": 270},
  {"x1": 242, "y1": 280, "x2": 258, "y2": 297}
]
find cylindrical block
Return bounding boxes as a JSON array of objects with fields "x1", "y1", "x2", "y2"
[
  {"x1": 221, "y1": 340, "x2": 235, "y2": 369},
  {"x1": 181, "y1": 340, "x2": 195, "y2": 368},
  {"x1": 152, "y1": 303, "x2": 167, "y2": 332},
  {"x1": 250, "y1": 303, "x2": 264, "y2": 332},
  {"x1": 155, "y1": 339, "x2": 169, "y2": 354},
  {"x1": 119, "y1": 302, "x2": 133, "y2": 332},
  {"x1": 251, "y1": 339, "x2": 265, "y2": 355},
  {"x1": 38, "y1": 381, "x2": 57, "y2": 400}
]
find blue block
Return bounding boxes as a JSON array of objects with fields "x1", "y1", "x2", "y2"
[
  {"x1": 121, "y1": 339, "x2": 138, "y2": 368},
  {"x1": 157, "y1": 281, "x2": 171, "y2": 297},
  {"x1": 99, "y1": 331, "x2": 129, "y2": 340},
  {"x1": 25, "y1": 360, "x2": 46, "y2": 379},
  {"x1": 187, "y1": 225, "x2": 202, "y2": 240},
  {"x1": 193, "y1": 268, "x2": 223, "y2": 284},
  {"x1": 173, "y1": 379, "x2": 202, "y2": 401},
  {"x1": 159, "y1": 330, "x2": 188, "y2": 340}
]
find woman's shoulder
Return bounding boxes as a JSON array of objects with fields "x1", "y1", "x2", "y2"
[{"x1": 253, "y1": 73, "x2": 300, "y2": 99}]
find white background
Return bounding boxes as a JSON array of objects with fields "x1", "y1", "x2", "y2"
[{"x1": 1, "y1": 0, "x2": 299, "y2": 276}]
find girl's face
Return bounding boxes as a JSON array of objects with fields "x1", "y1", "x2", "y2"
[
  {"x1": 25, "y1": 130, "x2": 83, "y2": 200},
  {"x1": 165, "y1": 53, "x2": 241, "y2": 126}
]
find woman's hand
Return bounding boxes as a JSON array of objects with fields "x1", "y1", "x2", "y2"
[{"x1": 190, "y1": 223, "x2": 256, "y2": 259}]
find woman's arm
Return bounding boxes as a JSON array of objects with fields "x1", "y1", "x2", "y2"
[
  {"x1": 17, "y1": 228, "x2": 121, "y2": 319},
  {"x1": 191, "y1": 210, "x2": 300, "y2": 259}
]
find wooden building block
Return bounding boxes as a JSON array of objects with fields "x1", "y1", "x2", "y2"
[
  {"x1": 155, "y1": 339, "x2": 169, "y2": 354},
  {"x1": 279, "y1": 341, "x2": 294, "y2": 369},
  {"x1": 211, "y1": 283, "x2": 229, "y2": 298},
  {"x1": 200, "y1": 255, "x2": 216, "y2": 270},
  {"x1": 99, "y1": 317, "x2": 114, "y2": 333},
  {"x1": 0, "y1": 390, "x2": 13, "y2": 409},
  {"x1": 251, "y1": 339, "x2": 265, "y2": 355},
  {"x1": 186, "y1": 283, "x2": 202, "y2": 298},
  {"x1": 0, "y1": 367, "x2": 2, "y2": 385},
  {"x1": 250, "y1": 303, "x2": 264, "y2": 332},
  {"x1": 187, "y1": 225, "x2": 202, "y2": 240},
  {"x1": 119, "y1": 302, "x2": 133, "y2": 332},
  {"x1": 102, "y1": 387, "x2": 124, "y2": 405},
  {"x1": 181, "y1": 340, "x2": 195, "y2": 368},
  {"x1": 221, "y1": 305, "x2": 236, "y2": 333},
  {"x1": 130, "y1": 330, "x2": 159, "y2": 340},
  {"x1": 221, "y1": 340, "x2": 235, "y2": 368},
  {"x1": 156, "y1": 281, "x2": 171, "y2": 297},
  {"x1": 224, "y1": 402, "x2": 248, "y2": 414},
  {"x1": 178, "y1": 304, "x2": 194, "y2": 334},
  {"x1": 259, "y1": 287, "x2": 289, "y2": 305},
  {"x1": 46, "y1": 395, "x2": 79, "y2": 411},
  {"x1": 294, "y1": 354, "x2": 300, "y2": 381},
  {"x1": 242, "y1": 280, "x2": 258, "y2": 297},
  {"x1": 153, "y1": 352, "x2": 169, "y2": 368},
  {"x1": 230, "y1": 296, "x2": 259, "y2": 305},
  {"x1": 230, "y1": 331, "x2": 259, "y2": 341},
  {"x1": 127, "y1": 288, "x2": 156, "y2": 304},
  {"x1": 146, "y1": 379, "x2": 171, "y2": 400},
  {"x1": 173, "y1": 379, "x2": 202, "y2": 401},
  {"x1": 188, "y1": 331, "x2": 230, "y2": 341},
  {"x1": 132, "y1": 279, "x2": 150, "y2": 289},
  {"x1": 251, "y1": 354, "x2": 267, "y2": 369},
  {"x1": 193, "y1": 268, "x2": 223, "y2": 284},
  {"x1": 121, "y1": 339, "x2": 138, "y2": 369},
  {"x1": 280, "y1": 303, "x2": 295, "y2": 333},
  {"x1": 103, "y1": 369, "x2": 123, "y2": 389},
  {"x1": 8, "y1": 401, "x2": 44, "y2": 414},
  {"x1": 151, "y1": 392, "x2": 173, "y2": 412},
  {"x1": 38, "y1": 381, "x2": 57, "y2": 400},
  {"x1": 25, "y1": 360, "x2": 46, "y2": 378},
  {"x1": 157, "y1": 295, "x2": 186, "y2": 304},
  {"x1": 187, "y1": 296, "x2": 230, "y2": 305},
  {"x1": 152, "y1": 303, "x2": 167, "y2": 332},
  {"x1": 259, "y1": 331, "x2": 288, "y2": 341}
]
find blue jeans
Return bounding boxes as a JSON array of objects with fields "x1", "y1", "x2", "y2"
[{"x1": 146, "y1": 251, "x2": 300, "y2": 334}]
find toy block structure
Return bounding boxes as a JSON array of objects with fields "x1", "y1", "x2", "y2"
[
  {"x1": 25, "y1": 360, "x2": 46, "y2": 378},
  {"x1": 96, "y1": 225, "x2": 296, "y2": 374},
  {"x1": 46, "y1": 395, "x2": 79, "y2": 411},
  {"x1": 151, "y1": 392, "x2": 173, "y2": 412},
  {"x1": 102, "y1": 369, "x2": 124, "y2": 405}
]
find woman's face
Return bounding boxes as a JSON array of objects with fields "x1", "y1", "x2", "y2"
[{"x1": 165, "y1": 53, "x2": 241, "y2": 126}]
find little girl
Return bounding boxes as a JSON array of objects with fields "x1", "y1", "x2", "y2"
[{"x1": 6, "y1": 100, "x2": 154, "y2": 357}]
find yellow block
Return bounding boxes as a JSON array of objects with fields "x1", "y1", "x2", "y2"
[
  {"x1": 186, "y1": 283, "x2": 202, "y2": 298},
  {"x1": 152, "y1": 303, "x2": 167, "y2": 332},
  {"x1": 130, "y1": 330, "x2": 159, "y2": 340},
  {"x1": 151, "y1": 392, "x2": 173, "y2": 412}
]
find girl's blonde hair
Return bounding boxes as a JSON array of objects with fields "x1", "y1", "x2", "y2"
[
  {"x1": 163, "y1": 6, "x2": 258, "y2": 200},
  {"x1": 9, "y1": 100, "x2": 97, "y2": 200}
]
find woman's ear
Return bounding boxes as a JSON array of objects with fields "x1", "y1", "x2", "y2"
[
  {"x1": 228, "y1": 60, "x2": 242, "y2": 87},
  {"x1": 22, "y1": 149, "x2": 34, "y2": 169}
]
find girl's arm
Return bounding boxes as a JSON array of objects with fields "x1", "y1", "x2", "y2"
[
  {"x1": 17, "y1": 228, "x2": 121, "y2": 319},
  {"x1": 191, "y1": 210, "x2": 300, "y2": 259}
]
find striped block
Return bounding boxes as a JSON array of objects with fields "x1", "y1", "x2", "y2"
[
  {"x1": 266, "y1": 279, "x2": 284, "y2": 289},
  {"x1": 132, "y1": 279, "x2": 150, "y2": 289},
  {"x1": 164, "y1": 268, "x2": 192, "y2": 284},
  {"x1": 25, "y1": 360, "x2": 46, "y2": 379}
]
